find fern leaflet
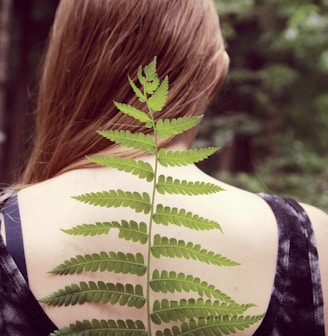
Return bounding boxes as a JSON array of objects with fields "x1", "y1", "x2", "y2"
[
  {"x1": 87, "y1": 156, "x2": 154, "y2": 182},
  {"x1": 128, "y1": 75, "x2": 146, "y2": 103},
  {"x1": 147, "y1": 75, "x2": 169, "y2": 112},
  {"x1": 143, "y1": 57, "x2": 158, "y2": 81},
  {"x1": 72, "y1": 190, "x2": 151, "y2": 214},
  {"x1": 61, "y1": 220, "x2": 148, "y2": 244},
  {"x1": 152, "y1": 235, "x2": 239, "y2": 266},
  {"x1": 97, "y1": 130, "x2": 156, "y2": 153},
  {"x1": 150, "y1": 270, "x2": 237, "y2": 303},
  {"x1": 137, "y1": 66, "x2": 147, "y2": 86},
  {"x1": 143, "y1": 72, "x2": 160, "y2": 95},
  {"x1": 49, "y1": 252, "x2": 146, "y2": 276},
  {"x1": 155, "y1": 116, "x2": 203, "y2": 139},
  {"x1": 153, "y1": 205, "x2": 222, "y2": 231},
  {"x1": 151, "y1": 298, "x2": 253, "y2": 325},
  {"x1": 113, "y1": 102, "x2": 152, "y2": 124},
  {"x1": 61, "y1": 222, "x2": 114, "y2": 236},
  {"x1": 117, "y1": 220, "x2": 148, "y2": 244},
  {"x1": 156, "y1": 175, "x2": 224, "y2": 196},
  {"x1": 158, "y1": 147, "x2": 219, "y2": 167},
  {"x1": 40, "y1": 281, "x2": 145, "y2": 308}
]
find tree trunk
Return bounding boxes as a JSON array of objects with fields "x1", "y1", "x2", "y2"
[
  {"x1": 0, "y1": 0, "x2": 12, "y2": 183},
  {"x1": 6, "y1": 0, "x2": 31, "y2": 183}
]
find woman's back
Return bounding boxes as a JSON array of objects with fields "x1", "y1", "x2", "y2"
[{"x1": 11, "y1": 157, "x2": 328, "y2": 335}]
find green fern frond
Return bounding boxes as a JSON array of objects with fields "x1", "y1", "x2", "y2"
[
  {"x1": 150, "y1": 270, "x2": 236, "y2": 303},
  {"x1": 72, "y1": 190, "x2": 151, "y2": 214},
  {"x1": 151, "y1": 298, "x2": 252, "y2": 325},
  {"x1": 87, "y1": 157, "x2": 155, "y2": 182},
  {"x1": 61, "y1": 221, "x2": 148, "y2": 244},
  {"x1": 97, "y1": 130, "x2": 156, "y2": 153},
  {"x1": 152, "y1": 235, "x2": 239, "y2": 266},
  {"x1": 113, "y1": 102, "x2": 152, "y2": 124},
  {"x1": 45, "y1": 58, "x2": 262, "y2": 336},
  {"x1": 50, "y1": 319, "x2": 147, "y2": 336},
  {"x1": 158, "y1": 147, "x2": 220, "y2": 167},
  {"x1": 128, "y1": 75, "x2": 146, "y2": 103},
  {"x1": 156, "y1": 175, "x2": 224, "y2": 196},
  {"x1": 147, "y1": 76, "x2": 169, "y2": 112},
  {"x1": 40, "y1": 281, "x2": 145, "y2": 308},
  {"x1": 153, "y1": 205, "x2": 222, "y2": 232},
  {"x1": 155, "y1": 315, "x2": 264, "y2": 336},
  {"x1": 49, "y1": 252, "x2": 146, "y2": 276},
  {"x1": 155, "y1": 116, "x2": 203, "y2": 139}
]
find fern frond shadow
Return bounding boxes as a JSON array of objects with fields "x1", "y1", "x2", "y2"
[
  {"x1": 156, "y1": 315, "x2": 265, "y2": 336},
  {"x1": 151, "y1": 298, "x2": 252, "y2": 325},
  {"x1": 50, "y1": 319, "x2": 147, "y2": 336}
]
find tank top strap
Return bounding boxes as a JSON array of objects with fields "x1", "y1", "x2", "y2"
[
  {"x1": 0, "y1": 194, "x2": 58, "y2": 334},
  {"x1": 254, "y1": 193, "x2": 325, "y2": 335},
  {"x1": 1, "y1": 195, "x2": 29, "y2": 283}
]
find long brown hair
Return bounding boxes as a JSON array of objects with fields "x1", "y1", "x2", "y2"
[{"x1": 20, "y1": 0, "x2": 228, "y2": 185}]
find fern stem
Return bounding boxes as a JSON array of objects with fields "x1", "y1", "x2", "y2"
[{"x1": 145, "y1": 95, "x2": 159, "y2": 336}]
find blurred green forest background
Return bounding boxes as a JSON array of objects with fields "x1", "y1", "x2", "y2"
[{"x1": 0, "y1": 0, "x2": 327, "y2": 211}]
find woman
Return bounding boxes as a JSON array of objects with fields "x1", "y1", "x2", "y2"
[{"x1": 1, "y1": 0, "x2": 327, "y2": 335}]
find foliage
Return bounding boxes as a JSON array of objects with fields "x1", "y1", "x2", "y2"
[
  {"x1": 218, "y1": 139, "x2": 328, "y2": 213},
  {"x1": 206, "y1": 0, "x2": 328, "y2": 210},
  {"x1": 40, "y1": 58, "x2": 263, "y2": 335}
]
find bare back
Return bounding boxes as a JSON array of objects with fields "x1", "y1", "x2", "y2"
[{"x1": 7, "y1": 162, "x2": 328, "y2": 335}]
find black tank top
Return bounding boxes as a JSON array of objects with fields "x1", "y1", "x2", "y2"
[{"x1": 253, "y1": 193, "x2": 324, "y2": 336}]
